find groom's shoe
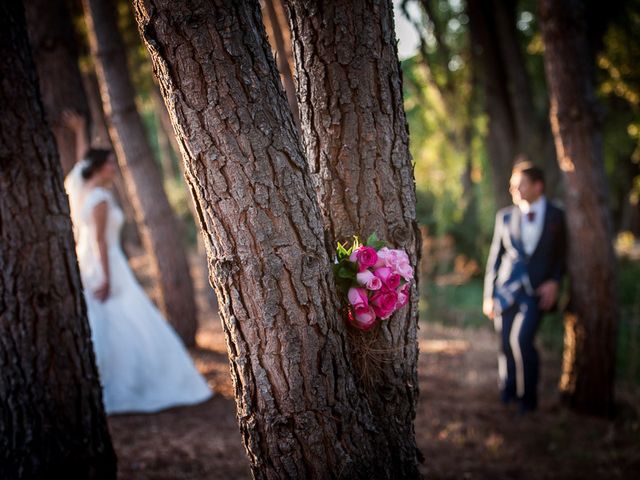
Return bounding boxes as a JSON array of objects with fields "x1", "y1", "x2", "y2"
[
  {"x1": 500, "y1": 389, "x2": 517, "y2": 406},
  {"x1": 517, "y1": 400, "x2": 537, "y2": 416}
]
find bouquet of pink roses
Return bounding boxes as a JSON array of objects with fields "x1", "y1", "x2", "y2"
[{"x1": 333, "y1": 233, "x2": 414, "y2": 331}]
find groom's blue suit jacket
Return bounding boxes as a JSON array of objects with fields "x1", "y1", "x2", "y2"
[{"x1": 484, "y1": 202, "x2": 566, "y2": 313}]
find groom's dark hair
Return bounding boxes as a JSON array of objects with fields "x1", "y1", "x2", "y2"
[
  {"x1": 81, "y1": 148, "x2": 112, "y2": 180},
  {"x1": 512, "y1": 161, "x2": 545, "y2": 189}
]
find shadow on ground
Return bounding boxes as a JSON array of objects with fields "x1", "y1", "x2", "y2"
[{"x1": 109, "y1": 252, "x2": 640, "y2": 479}]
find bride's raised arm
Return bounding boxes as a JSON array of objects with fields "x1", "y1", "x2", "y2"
[{"x1": 61, "y1": 110, "x2": 89, "y2": 165}]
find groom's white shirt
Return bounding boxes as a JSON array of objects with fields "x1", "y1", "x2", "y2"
[{"x1": 519, "y1": 195, "x2": 546, "y2": 256}]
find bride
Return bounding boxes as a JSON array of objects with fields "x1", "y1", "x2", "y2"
[{"x1": 64, "y1": 147, "x2": 212, "y2": 414}]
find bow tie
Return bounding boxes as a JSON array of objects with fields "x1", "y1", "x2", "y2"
[{"x1": 526, "y1": 211, "x2": 536, "y2": 222}]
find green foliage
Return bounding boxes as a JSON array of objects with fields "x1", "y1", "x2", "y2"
[
  {"x1": 597, "y1": 2, "x2": 640, "y2": 217},
  {"x1": 617, "y1": 259, "x2": 640, "y2": 384},
  {"x1": 420, "y1": 278, "x2": 486, "y2": 329},
  {"x1": 364, "y1": 232, "x2": 386, "y2": 250},
  {"x1": 402, "y1": 52, "x2": 495, "y2": 264},
  {"x1": 402, "y1": 0, "x2": 640, "y2": 269}
]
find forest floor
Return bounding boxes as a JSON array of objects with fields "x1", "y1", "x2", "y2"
[{"x1": 108, "y1": 251, "x2": 640, "y2": 479}]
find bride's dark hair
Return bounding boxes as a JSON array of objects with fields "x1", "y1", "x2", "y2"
[{"x1": 81, "y1": 148, "x2": 112, "y2": 180}]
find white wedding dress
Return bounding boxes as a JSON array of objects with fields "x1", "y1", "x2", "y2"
[{"x1": 70, "y1": 182, "x2": 212, "y2": 414}]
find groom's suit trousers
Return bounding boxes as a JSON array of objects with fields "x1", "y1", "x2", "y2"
[{"x1": 494, "y1": 290, "x2": 542, "y2": 410}]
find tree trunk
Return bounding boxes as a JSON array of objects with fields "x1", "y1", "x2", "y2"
[
  {"x1": 150, "y1": 81, "x2": 182, "y2": 166},
  {"x1": 82, "y1": 70, "x2": 112, "y2": 149},
  {"x1": 284, "y1": 0, "x2": 421, "y2": 474},
  {"x1": 24, "y1": 0, "x2": 91, "y2": 176},
  {"x1": 467, "y1": 0, "x2": 517, "y2": 209},
  {"x1": 491, "y1": 0, "x2": 539, "y2": 157},
  {"x1": 491, "y1": 0, "x2": 560, "y2": 197},
  {"x1": 82, "y1": 0, "x2": 198, "y2": 345},
  {"x1": 150, "y1": 80, "x2": 217, "y2": 311},
  {"x1": 82, "y1": 68, "x2": 143, "y2": 250},
  {"x1": 133, "y1": 0, "x2": 402, "y2": 477},
  {"x1": 0, "y1": 1, "x2": 116, "y2": 477},
  {"x1": 540, "y1": 0, "x2": 618, "y2": 416},
  {"x1": 155, "y1": 114, "x2": 177, "y2": 181},
  {"x1": 149, "y1": 83, "x2": 179, "y2": 181},
  {"x1": 467, "y1": 0, "x2": 561, "y2": 208},
  {"x1": 262, "y1": 0, "x2": 300, "y2": 128}
]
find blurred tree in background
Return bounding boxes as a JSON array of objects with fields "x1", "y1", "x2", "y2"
[
  {"x1": 399, "y1": 0, "x2": 640, "y2": 265},
  {"x1": 398, "y1": 0, "x2": 640, "y2": 390},
  {"x1": 49, "y1": 0, "x2": 640, "y2": 398}
]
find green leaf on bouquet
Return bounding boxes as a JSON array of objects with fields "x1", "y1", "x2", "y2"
[
  {"x1": 338, "y1": 265, "x2": 355, "y2": 279},
  {"x1": 365, "y1": 232, "x2": 386, "y2": 249},
  {"x1": 365, "y1": 232, "x2": 378, "y2": 245},
  {"x1": 336, "y1": 242, "x2": 349, "y2": 260}
]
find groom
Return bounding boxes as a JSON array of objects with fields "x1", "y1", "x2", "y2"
[{"x1": 483, "y1": 162, "x2": 566, "y2": 413}]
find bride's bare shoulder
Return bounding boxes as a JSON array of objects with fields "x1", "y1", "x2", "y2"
[{"x1": 83, "y1": 187, "x2": 112, "y2": 214}]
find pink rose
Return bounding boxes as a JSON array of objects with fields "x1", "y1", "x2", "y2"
[
  {"x1": 349, "y1": 246, "x2": 378, "y2": 272},
  {"x1": 396, "y1": 283, "x2": 410, "y2": 309},
  {"x1": 349, "y1": 304, "x2": 377, "y2": 330},
  {"x1": 377, "y1": 247, "x2": 413, "y2": 280},
  {"x1": 395, "y1": 261, "x2": 414, "y2": 281},
  {"x1": 384, "y1": 249, "x2": 413, "y2": 281},
  {"x1": 370, "y1": 288, "x2": 399, "y2": 319},
  {"x1": 373, "y1": 267, "x2": 401, "y2": 290},
  {"x1": 392, "y1": 249, "x2": 410, "y2": 265},
  {"x1": 374, "y1": 247, "x2": 390, "y2": 268},
  {"x1": 348, "y1": 287, "x2": 368, "y2": 308},
  {"x1": 383, "y1": 249, "x2": 400, "y2": 267},
  {"x1": 356, "y1": 270, "x2": 382, "y2": 291}
]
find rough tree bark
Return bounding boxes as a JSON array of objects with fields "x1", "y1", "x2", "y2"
[
  {"x1": 133, "y1": 0, "x2": 405, "y2": 477},
  {"x1": 284, "y1": 0, "x2": 421, "y2": 474},
  {"x1": 0, "y1": 1, "x2": 116, "y2": 477},
  {"x1": 540, "y1": 0, "x2": 618, "y2": 416},
  {"x1": 24, "y1": 0, "x2": 91, "y2": 176},
  {"x1": 82, "y1": 0, "x2": 198, "y2": 345}
]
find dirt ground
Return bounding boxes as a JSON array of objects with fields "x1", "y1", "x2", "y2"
[{"x1": 110, "y1": 253, "x2": 640, "y2": 479}]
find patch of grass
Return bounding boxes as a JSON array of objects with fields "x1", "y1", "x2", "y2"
[
  {"x1": 420, "y1": 259, "x2": 640, "y2": 384},
  {"x1": 617, "y1": 259, "x2": 640, "y2": 383},
  {"x1": 420, "y1": 278, "x2": 487, "y2": 329},
  {"x1": 538, "y1": 311, "x2": 564, "y2": 353}
]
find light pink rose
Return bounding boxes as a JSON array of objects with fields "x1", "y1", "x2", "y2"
[
  {"x1": 348, "y1": 287, "x2": 368, "y2": 308},
  {"x1": 380, "y1": 249, "x2": 395, "y2": 267},
  {"x1": 395, "y1": 261, "x2": 414, "y2": 281},
  {"x1": 373, "y1": 266, "x2": 401, "y2": 290},
  {"x1": 349, "y1": 246, "x2": 378, "y2": 272},
  {"x1": 374, "y1": 247, "x2": 390, "y2": 268},
  {"x1": 392, "y1": 249, "x2": 410, "y2": 265},
  {"x1": 349, "y1": 304, "x2": 377, "y2": 330},
  {"x1": 379, "y1": 248, "x2": 413, "y2": 280},
  {"x1": 370, "y1": 288, "x2": 399, "y2": 319},
  {"x1": 356, "y1": 270, "x2": 382, "y2": 291},
  {"x1": 396, "y1": 283, "x2": 410, "y2": 309}
]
